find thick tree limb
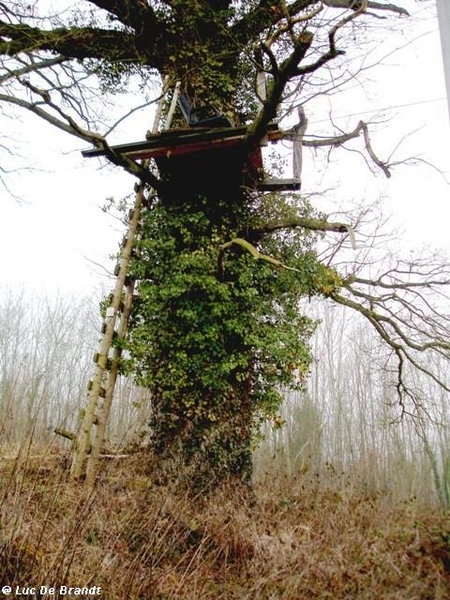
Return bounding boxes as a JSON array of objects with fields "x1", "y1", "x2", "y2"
[
  {"x1": 250, "y1": 216, "x2": 357, "y2": 250},
  {"x1": 245, "y1": 31, "x2": 314, "y2": 150},
  {"x1": 233, "y1": 0, "x2": 407, "y2": 48},
  {"x1": 264, "y1": 3, "x2": 325, "y2": 48},
  {"x1": 0, "y1": 20, "x2": 164, "y2": 68},
  {"x1": 253, "y1": 216, "x2": 351, "y2": 235},
  {"x1": 85, "y1": 0, "x2": 165, "y2": 57}
]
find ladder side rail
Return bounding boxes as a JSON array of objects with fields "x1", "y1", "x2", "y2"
[{"x1": 85, "y1": 198, "x2": 142, "y2": 482}]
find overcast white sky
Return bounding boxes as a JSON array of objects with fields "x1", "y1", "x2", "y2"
[{"x1": 1, "y1": 0, "x2": 449, "y2": 297}]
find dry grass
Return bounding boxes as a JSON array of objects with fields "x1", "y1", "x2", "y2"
[{"x1": 1, "y1": 453, "x2": 450, "y2": 599}]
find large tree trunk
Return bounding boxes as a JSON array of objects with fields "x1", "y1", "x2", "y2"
[
  {"x1": 123, "y1": 7, "x2": 263, "y2": 487},
  {"x1": 130, "y1": 169, "x2": 259, "y2": 487}
]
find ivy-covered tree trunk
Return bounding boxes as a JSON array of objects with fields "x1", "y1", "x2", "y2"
[
  {"x1": 121, "y1": 4, "x2": 318, "y2": 486},
  {"x1": 129, "y1": 183, "x2": 316, "y2": 482},
  {"x1": 128, "y1": 190, "x2": 319, "y2": 485}
]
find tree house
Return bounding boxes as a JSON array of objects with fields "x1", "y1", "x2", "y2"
[{"x1": 82, "y1": 123, "x2": 301, "y2": 196}]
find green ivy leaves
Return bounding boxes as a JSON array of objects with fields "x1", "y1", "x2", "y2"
[{"x1": 121, "y1": 189, "x2": 338, "y2": 484}]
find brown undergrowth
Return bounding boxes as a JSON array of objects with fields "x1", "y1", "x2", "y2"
[{"x1": 1, "y1": 452, "x2": 450, "y2": 599}]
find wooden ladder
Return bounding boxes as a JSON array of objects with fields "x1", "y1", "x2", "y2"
[{"x1": 70, "y1": 78, "x2": 178, "y2": 482}]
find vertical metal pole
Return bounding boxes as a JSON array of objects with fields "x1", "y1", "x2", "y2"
[{"x1": 437, "y1": 0, "x2": 450, "y2": 122}]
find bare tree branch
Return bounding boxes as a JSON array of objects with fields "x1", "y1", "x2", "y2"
[
  {"x1": 323, "y1": 0, "x2": 409, "y2": 17},
  {"x1": 325, "y1": 252, "x2": 450, "y2": 414},
  {"x1": 0, "y1": 56, "x2": 64, "y2": 84},
  {"x1": 0, "y1": 86, "x2": 167, "y2": 192},
  {"x1": 294, "y1": 3, "x2": 366, "y2": 77},
  {"x1": 279, "y1": 119, "x2": 392, "y2": 177}
]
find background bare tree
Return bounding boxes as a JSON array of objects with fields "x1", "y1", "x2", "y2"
[{"x1": 0, "y1": 289, "x2": 150, "y2": 453}]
